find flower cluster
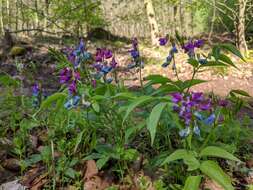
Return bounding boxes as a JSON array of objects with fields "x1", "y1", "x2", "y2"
[
  {"x1": 60, "y1": 67, "x2": 80, "y2": 94},
  {"x1": 159, "y1": 37, "x2": 168, "y2": 46},
  {"x1": 60, "y1": 39, "x2": 92, "y2": 110},
  {"x1": 171, "y1": 92, "x2": 216, "y2": 137},
  {"x1": 161, "y1": 43, "x2": 178, "y2": 68},
  {"x1": 127, "y1": 38, "x2": 144, "y2": 69},
  {"x1": 91, "y1": 48, "x2": 117, "y2": 84},
  {"x1": 182, "y1": 39, "x2": 204, "y2": 57},
  {"x1": 32, "y1": 83, "x2": 40, "y2": 107},
  {"x1": 64, "y1": 39, "x2": 91, "y2": 69}
]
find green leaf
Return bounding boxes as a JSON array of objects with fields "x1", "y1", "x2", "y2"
[
  {"x1": 200, "y1": 160, "x2": 234, "y2": 190},
  {"x1": 65, "y1": 168, "x2": 76, "y2": 179},
  {"x1": 219, "y1": 54, "x2": 238, "y2": 69},
  {"x1": 188, "y1": 58, "x2": 199, "y2": 68},
  {"x1": 230, "y1": 89, "x2": 251, "y2": 97},
  {"x1": 183, "y1": 176, "x2": 202, "y2": 190},
  {"x1": 212, "y1": 45, "x2": 221, "y2": 60},
  {"x1": 123, "y1": 149, "x2": 138, "y2": 161},
  {"x1": 151, "y1": 84, "x2": 179, "y2": 96},
  {"x1": 92, "y1": 102, "x2": 100, "y2": 112},
  {"x1": 147, "y1": 102, "x2": 168, "y2": 146},
  {"x1": 162, "y1": 150, "x2": 200, "y2": 171},
  {"x1": 96, "y1": 156, "x2": 110, "y2": 170},
  {"x1": 162, "y1": 149, "x2": 189, "y2": 164},
  {"x1": 0, "y1": 73, "x2": 20, "y2": 87},
  {"x1": 123, "y1": 96, "x2": 154, "y2": 123},
  {"x1": 74, "y1": 130, "x2": 85, "y2": 153},
  {"x1": 112, "y1": 93, "x2": 135, "y2": 100},
  {"x1": 175, "y1": 79, "x2": 206, "y2": 91},
  {"x1": 200, "y1": 146, "x2": 240, "y2": 162},
  {"x1": 40, "y1": 93, "x2": 67, "y2": 110},
  {"x1": 125, "y1": 121, "x2": 145, "y2": 143},
  {"x1": 200, "y1": 61, "x2": 228, "y2": 67},
  {"x1": 144, "y1": 75, "x2": 172, "y2": 85},
  {"x1": 220, "y1": 43, "x2": 245, "y2": 61}
]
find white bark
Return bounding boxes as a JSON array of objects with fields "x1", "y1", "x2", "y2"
[{"x1": 144, "y1": 0, "x2": 159, "y2": 45}]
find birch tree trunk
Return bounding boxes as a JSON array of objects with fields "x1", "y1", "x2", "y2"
[
  {"x1": 0, "y1": 0, "x2": 4, "y2": 35},
  {"x1": 6, "y1": 0, "x2": 10, "y2": 29},
  {"x1": 144, "y1": 0, "x2": 159, "y2": 45},
  {"x1": 208, "y1": 0, "x2": 216, "y2": 42},
  {"x1": 237, "y1": 0, "x2": 248, "y2": 56}
]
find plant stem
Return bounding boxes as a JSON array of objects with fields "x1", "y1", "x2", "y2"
[
  {"x1": 139, "y1": 63, "x2": 143, "y2": 89},
  {"x1": 186, "y1": 66, "x2": 198, "y2": 94},
  {"x1": 172, "y1": 55, "x2": 180, "y2": 81}
]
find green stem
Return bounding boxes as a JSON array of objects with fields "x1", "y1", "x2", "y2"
[
  {"x1": 139, "y1": 63, "x2": 143, "y2": 89},
  {"x1": 186, "y1": 66, "x2": 198, "y2": 94},
  {"x1": 172, "y1": 55, "x2": 180, "y2": 81}
]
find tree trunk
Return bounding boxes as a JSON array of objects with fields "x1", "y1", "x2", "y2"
[
  {"x1": 237, "y1": 0, "x2": 248, "y2": 56},
  {"x1": 144, "y1": 0, "x2": 159, "y2": 45},
  {"x1": 179, "y1": 0, "x2": 185, "y2": 35},
  {"x1": 208, "y1": 0, "x2": 216, "y2": 42},
  {"x1": 0, "y1": 0, "x2": 4, "y2": 35},
  {"x1": 189, "y1": 0, "x2": 194, "y2": 36},
  {"x1": 6, "y1": 0, "x2": 10, "y2": 29},
  {"x1": 15, "y1": 0, "x2": 19, "y2": 31}
]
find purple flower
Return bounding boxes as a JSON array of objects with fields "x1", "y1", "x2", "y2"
[
  {"x1": 92, "y1": 63, "x2": 103, "y2": 71},
  {"x1": 32, "y1": 83, "x2": 39, "y2": 96},
  {"x1": 204, "y1": 113, "x2": 216, "y2": 125},
  {"x1": 199, "y1": 99, "x2": 212, "y2": 111},
  {"x1": 171, "y1": 43, "x2": 178, "y2": 53},
  {"x1": 68, "y1": 54, "x2": 76, "y2": 65},
  {"x1": 218, "y1": 99, "x2": 229, "y2": 107},
  {"x1": 191, "y1": 92, "x2": 203, "y2": 102},
  {"x1": 69, "y1": 81, "x2": 77, "y2": 94},
  {"x1": 110, "y1": 57, "x2": 118, "y2": 68},
  {"x1": 95, "y1": 48, "x2": 104, "y2": 62},
  {"x1": 104, "y1": 49, "x2": 113, "y2": 59},
  {"x1": 161, "y1": 44, "x2": 178, "y2": 68},
  {"x1": 92, "y1": 80, "x2": 97, "y2": 88},
  {"x1": 171, "y1": 93, "x2": 183, "y2": 103},
  {"x1": 159, "y1": 37, "x2": 168, "y2": 46},
  {"x1": 132, "y1": 38, "x2": 138, "y2": 50},
  {"x1": 182, "y1": 39, "x2": 204, "y2": 57},
  {"x1": 130, "y1": 49, "x2": 139, "y2": 59},
  {"x1": 78, "y1": 38, "x2": 85, "y2": 52},
  {"x1": 95, "y1": 55, "x2": 103, "y2": 62},
  {"x1": 60, "y1": 68, "x2": 72, "y2": 84},
  {"x1": 74, "y1": 71, "x2": 80, "y2": 80},
  {"x1": 182, "y1": 41, "x2": 195, "y2": 53},
  {"x1": 194, "y1": 39, "x2": 204, "y2": 48}
]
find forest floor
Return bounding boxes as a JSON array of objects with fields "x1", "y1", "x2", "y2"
[
  {"x1": 1, "y1": 36, "x2": 253, "y2": 98},
  {"x1": 1, "y1": 35, "x2": 253, "y2": 189}
]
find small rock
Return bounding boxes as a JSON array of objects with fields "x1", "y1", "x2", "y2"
[{"x1": 0, "y1": 180, "x2": 26, "y2": 190}]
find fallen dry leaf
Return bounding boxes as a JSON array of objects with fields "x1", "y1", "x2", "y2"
[
  {"x1": 246, "y1": 159, "x2": 253, "y2": 168},
  {"x1": 31, "y1": 179, "x2": 48, "y2": 190},
  {"x1": 84, "y1": 176, "x2": 111, "y2": 190},
  {"x1": 84, "y1": 160, "x2": 98, "y2": 180},
  {"x1": 30, "y1": 173, "x2": 48, "y2": 190},
  {"x1": 203, "y1": 179, "x2": 224, "y2": 190},
  {"x1": 84, "y1": 176, "x2": 101, "y2": 190},
  {"x1": 30, "y1": 135, "x2": 38, "y2": 149},
  {"x1": 21, "y1": 167, "x2": 44, "y2": 187},
  {"x1": 3, "y1": 158, "x2": 21, "y2": 171}
]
